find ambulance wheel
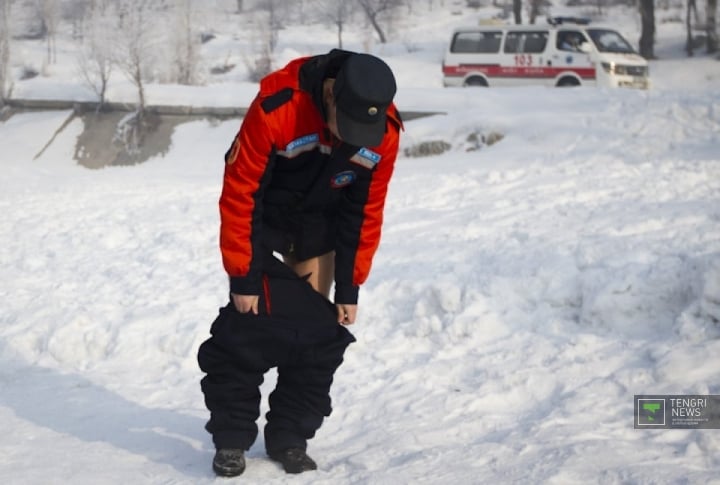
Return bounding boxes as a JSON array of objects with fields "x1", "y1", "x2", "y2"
[
  {"x1": 464, "y1": 76, "x2": 488, "y2": 87},
  {"x1": 557, "y1": 77, "x2": 580, "y2": 87}
]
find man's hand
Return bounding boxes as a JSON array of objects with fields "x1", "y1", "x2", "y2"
[
  {"x1": 232, "y1": 293, "x2": 259, "y2": 314},
  {"x1": 336, "y1": 304, "x2": 357, "y2": 325}
]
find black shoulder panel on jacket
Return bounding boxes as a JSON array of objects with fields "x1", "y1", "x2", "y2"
[
  {"x1": 261, "y1": 88, "x2": 294, "y2": 113},
  {"x1": 389, "y1": 109, "x2": 403, "y2": 130}
]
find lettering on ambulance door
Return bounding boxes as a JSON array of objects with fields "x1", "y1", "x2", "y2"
[
  {"x1": 514, "y1": 54, "x2": 533, "y2": 66},
  {"x1": 505, "y1": 31, "x2": 549, "y2": 67}
]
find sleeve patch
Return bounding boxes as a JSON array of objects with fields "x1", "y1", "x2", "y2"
[{"x1": 225, "y1": 136, "x2": 241, "y2": 165}]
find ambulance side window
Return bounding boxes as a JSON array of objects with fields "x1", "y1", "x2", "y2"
[
  {"x1": 523, "y1": 32, "x2": 549, "y2": 53},
  {"x1": 504, "y1": 31, "x2": 549, "y2": 54},
  {"x1": 451, "y1": 31, "x2": 502, "y2": 53},
  {"x1": 482, "y1": 32, "x2": 502, "y2": 53},
  {"x1": 504, "y1": 32, "x2": 521, "y2": 53}
]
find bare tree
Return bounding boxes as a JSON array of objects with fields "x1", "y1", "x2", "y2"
[
  {"x1": 0, "y1": 0, "x2": 11, "y2": 105},
  {"x1": 638, "y1": 0, "x2": 656, "y2": 59},
  {"x1": 595, "y1": 0, "x2": 604, "y2": 16},
  {"x1": 171, "y1": 0, "x2": 201, "y2": 85},
  {"x1": 245, "y1": 0, "x2": 293, "y2": 81},
  {"x1": 686, "y1": 0, "x2": 699, "y2": 56},
  {"x1": 62, "y1": 0, "x2": 88, "y2": 40},
  {"x1": 77, "y1": 0, "x2": 114, "y2": 109},
  {"x1": 258, "y1": 0, "x2": 283, "y2": 51},
  {"x1": 246, "y1": 8, "x2": 275, "y2": 81},
  {"x1": 113, "y1": 0, "x2": 159, "y2": 116},
  {"x1": 37, "y1": 0, "x2": 60, "y2": 65},
  {"x1": 708, "y1": 0, "x2": 718, "y2": 53},
  {"x1": 528, "y1": 0, "x2": 541, "y2": 24},
  {"x1": 311, "y1": 0, "x2": 353, "y2": 48},
  {"x1": 112, "y1": 0, "x2": 162, "y2": 155},
  {"x1": 513, "y1": 0, "x2": 522, "y2": 24},
  {"x1": 358, "y1": 0, "x2": 404, "y2": 44}
]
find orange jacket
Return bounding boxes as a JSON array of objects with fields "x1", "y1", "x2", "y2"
[{"x1": 219, "y1": 50, "x2": 402, "y2": 304}]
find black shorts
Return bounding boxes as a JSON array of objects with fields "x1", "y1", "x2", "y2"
[{"x1": 262, "y1": 211, "x2": 336, "y2": 261}]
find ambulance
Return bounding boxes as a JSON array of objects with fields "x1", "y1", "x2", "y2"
[{"x1": 442, "y1": 17, "x2": 649, "y2": 89}]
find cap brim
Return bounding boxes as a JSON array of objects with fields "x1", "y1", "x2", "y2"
[{"x1": 336, "y1": 108, "x2": 387, "y2": 148}]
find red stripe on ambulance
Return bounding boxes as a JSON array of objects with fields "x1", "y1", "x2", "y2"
[{"x1": 443, "y1": 63, "x2": 596, "y2": 80}]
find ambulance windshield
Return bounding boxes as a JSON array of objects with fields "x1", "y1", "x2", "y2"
[{"x1": 587, "y1": 29, "x2": 636, "y2": 54}]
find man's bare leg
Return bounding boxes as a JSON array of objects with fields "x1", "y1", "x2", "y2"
[{"x1": 282, "y1": 251, "x2": 335, "y2": 298}]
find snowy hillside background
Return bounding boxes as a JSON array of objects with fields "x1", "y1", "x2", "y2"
[{"x1": 2, "y1": 1, "x2": 720, "y2": 484}]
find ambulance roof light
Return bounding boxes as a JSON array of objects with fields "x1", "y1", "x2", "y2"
[{"x1": 547, "y1": 16, "x2": 591, "y2": 26}]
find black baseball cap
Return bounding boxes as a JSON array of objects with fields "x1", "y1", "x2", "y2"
[{"x1": 333, "y1": 54, "x2": 397, "y2": 147}]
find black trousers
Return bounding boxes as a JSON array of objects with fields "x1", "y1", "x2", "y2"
[{"x1": 197, "y1": 253, "x2": 355, "y2": 453}]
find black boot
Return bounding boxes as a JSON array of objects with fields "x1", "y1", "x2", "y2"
[
  {"x1": 212, "y1": 448, "x2": 246, "y2": 477},
  {"x1": 268, "y1": 448, "x2": 317, "y2": 474}
]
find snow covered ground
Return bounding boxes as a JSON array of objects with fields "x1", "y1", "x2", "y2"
[{"x1": 1, "y1": 2, "x2": 720, "y2": 484}]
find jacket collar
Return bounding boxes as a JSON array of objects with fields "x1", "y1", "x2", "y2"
[{"x1": 299, "y1": 49, "x2": 354, "y2": 121}]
